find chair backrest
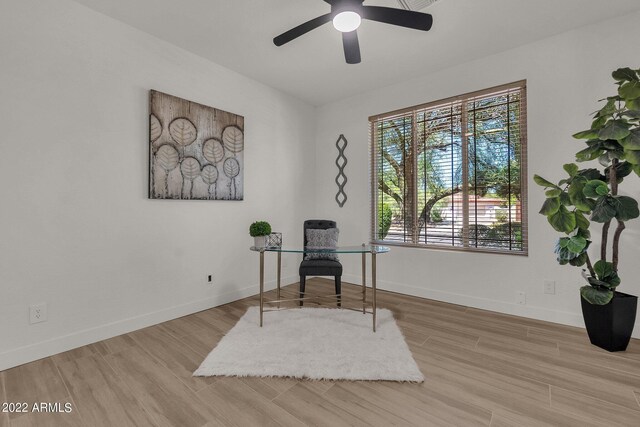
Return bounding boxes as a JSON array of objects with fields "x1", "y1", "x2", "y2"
[{"x1": 303, "y1": 219, "x2": 337, "y2": 247}]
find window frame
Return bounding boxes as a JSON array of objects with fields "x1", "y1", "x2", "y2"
[{"x1": 369, "y1": 80, "x2": 528, "y2": 256}]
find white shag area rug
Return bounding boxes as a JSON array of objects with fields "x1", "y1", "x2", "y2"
[{"x1": 193, "y1": 307, "x2": 424, "y2": 382}]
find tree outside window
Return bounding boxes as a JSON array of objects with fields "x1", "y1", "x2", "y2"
[{"x1": 371, "y1": 81, "x2": 527, "y2": 254}]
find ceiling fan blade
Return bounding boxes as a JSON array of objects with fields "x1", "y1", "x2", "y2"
[
  {"x1": 342, "y1": 30, "x2": 361, "y2": 64},
  {"x1": 273, "y1": 13, "x2": 333, "y2": 46},
  {"x1": 361, "y1": 6, "x2": 433, "y2": 31}
]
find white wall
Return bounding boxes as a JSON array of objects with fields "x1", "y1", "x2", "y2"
[
  {"x1": 0, "y1": 0, "x2": 316, "y2": 370},
  {"x1": 313, "y1": 11, "x2": 640, "y2": 336}
]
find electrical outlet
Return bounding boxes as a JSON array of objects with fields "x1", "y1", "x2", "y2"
[
  {"x1": 29, "y1": 303, "x2": 47, "y2": 324},
  {"x1": 516, "y1": 292, "x2": 526, "y2": 305},
  {"x1": 207, "y1": 274, "x2": 213, "y2": 284},
  {"x1": 544, "y1": 280, "x2": 556, "y2": 295}
]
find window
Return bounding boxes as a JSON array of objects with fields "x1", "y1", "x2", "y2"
[{"x1": 370, "y1": 81, "x2": 527, "y2": 254}]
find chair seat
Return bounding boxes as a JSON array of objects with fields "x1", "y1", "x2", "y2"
[{"x1": 299, "y1": 259, "x2": 343, "y2": 276}]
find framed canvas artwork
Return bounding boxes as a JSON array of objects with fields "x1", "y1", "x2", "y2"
[{"x1": 149, "y1": 90, "x2": 244, "y2": 200}]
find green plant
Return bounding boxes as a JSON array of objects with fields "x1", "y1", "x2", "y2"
[
  {"x1": 249, "y1": 221, "x2": 271, "y2": 237},
  {"x1": 534, "y1": 67, "x2": 640, "y2": 305},
  {"x1": 378, "y1": 203, "x2": 392, "y2": 239},
  {"x1": 460, "y1": 222, "x2": 522, "y2": 250}
]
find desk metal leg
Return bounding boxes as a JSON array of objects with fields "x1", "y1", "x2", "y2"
[
  {"x1": 277, "y1": 252, "x2": 281, "y2": 309},
  {"x1": 361, "y1": 251, "x2": 366, "y2": 314},
  {"x1": 372, "y1": 252, "x2": 377, "y2": 332},
  {"x1": 259, "y1": 250, "x2": 264, "y2": 327}
]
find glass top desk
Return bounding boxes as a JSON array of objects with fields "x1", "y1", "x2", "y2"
[{"x1": 250, "y1": 244, "x2": 390, "y2": 332}]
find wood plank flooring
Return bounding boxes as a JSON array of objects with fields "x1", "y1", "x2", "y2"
[{"x1": 2, "y1": 278, "x2": 639, "y2": 426}]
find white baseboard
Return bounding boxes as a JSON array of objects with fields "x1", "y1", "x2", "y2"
[
  {"x1": 4, "y1": 273, "x2": 637, "y2": 371},
  {"x1": 342, "y1": 273, "x2": 640, "y2": 339},
  {"x1": 0, "y1": 276, "x2": 294, "y2": 371}
]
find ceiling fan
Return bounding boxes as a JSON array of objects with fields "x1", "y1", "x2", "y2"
[{"x1": 273, "y1": 0, "x2": 433, "y2": 64}]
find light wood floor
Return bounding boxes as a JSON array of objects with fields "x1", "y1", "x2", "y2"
[{"x1": 2, "y1": 278, "x2": 640, "y2": 427}]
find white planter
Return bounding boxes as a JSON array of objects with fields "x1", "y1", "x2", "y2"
[{"x1": 254, "y1": 236, "x2": 267, "y2": 248}]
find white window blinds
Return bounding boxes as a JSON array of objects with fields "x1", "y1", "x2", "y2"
[{"x1": 370, "y1": 81, "x2": 528, "y2": 254}]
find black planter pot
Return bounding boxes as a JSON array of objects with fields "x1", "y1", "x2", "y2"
[{"x1": 581, "y1": 291, "x2": 638, "y2": 352}]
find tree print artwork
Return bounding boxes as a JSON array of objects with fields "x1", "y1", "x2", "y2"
[
  {"x1": 169, "y1": 117, "x2": 197, "y2": 153},
  {"x1": 222, "y1": 125, "x2": 244, "y2": 154},
  {"x1": 149, "y1": 90, "x2": 244, "y2": 200},
  {"x1": 155, "y1": 144, "x2": 179, "y2": 198},
  {"x1": 180, "y1": 157, "x2": 201, "y2": 199},
  {"x1": 150, "y1": 114, "x2": 162, "y2": 143},
  {"x1": 223, "y1": 157, "x2": 240, "y2": 199},
  {"x1": 201, "y1": 165, "x2": 219, "y2": 199},
  {"x1": 203, "y1": 138, "x2": 225, "y2": 164}
]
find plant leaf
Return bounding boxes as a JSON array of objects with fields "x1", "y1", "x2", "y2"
[
  {"x1": 575, "y1": 211, "x2": 590, "y2": 229},
  {"x1": 548, "y1": 205, "x2": 576, "y2": 233},
  {"x1": 595, "y1": 98, "x2": 616, "y2": 118},
  {"x1": 569, "y1": 252, "x2": 588, "y2": 267},
  {"x1": 592, "y1": 260, "x2": 621, "y2": 288},
  {"x1": 583, "y1": 180, "x2": 609, "y2": 198},
  {"x1": 576, "y1": 227, "x2": 591, "y2": 240},
  {"x1": 612, "y1": 67, "x2": 638, "y2": 82},
  {"x1": 568, "y1": 180, "x2": 592, "y2": 212},
  {"x1": 591, "y1": 116, "x2": 608, "y2": 129},
  {"x1": 533, "y1": 175, "x2": 557, "y2": 188},
  {"x1": 591, "y1": 195, "x2": 617, "y2": 223},
  {"x1": 577, "y1": 168, "x2": 604, "y2": 181},
  {"x1": 576, "y1": 145, "x2": 603, "y2": 162},
  {"x1": 598, "y1": 120, "x2": 631, "y2": 141},
  {"x1": 598, "y1": 154, "x2": 611, "y2": 167},
  {"x1": 580, "y1": 286, "x2": 614, "y2": 305},
  {"x1": 602, "y1": 139, "x2": 624, "y2": 151},
  {"x1": 566, "y1": 236, "x2": 587, "y2": 253},
  {"x1": 545, "y1": 188, "x2": 562, "y2": 197},
  {"x1": 573, "y1": 129, "x2": 599, "y2": 139},
  {"x1": 626, "y1": 98, "x2": 640, "y2": 111},
  {"x1": 621, "y1": 129, "x2": 640, "y2": 150},
  {"x1": 622, "y1": 110, "x2": 640, "y2": 119},
  {"x1": 563, "y1": 163, "x2": 578, "y2": 177},
  {"x1": 624, "y1": 150, "x2": 640, "y2": 165},
  {"x1": 614, "y1": 195, "x2": 640, "y2": 221},
  {"x1": 619, "y1": 80, "x2": 640, "y2": 99},
  {"x1": 594, "y1": 260, "x2": 614, "y2": 279},
  {"x1": 539, "y1": 197, "x2": 561, "y2": 215}
]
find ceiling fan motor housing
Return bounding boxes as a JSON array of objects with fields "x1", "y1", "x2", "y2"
[{"x1": 330, "y1": 0, "x2": 365, "y2": 17}]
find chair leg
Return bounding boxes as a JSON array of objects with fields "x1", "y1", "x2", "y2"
[
  {"x1": 335, "y1": 276, "x2": 342, "y2": 307},
  {"x1": 299, "y1": 275, "x2": 306, "y2": 307}
]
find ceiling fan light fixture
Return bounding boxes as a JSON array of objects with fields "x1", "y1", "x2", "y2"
[{"x1": 332, "y1": 11, "x2": 361, "y2": 32}]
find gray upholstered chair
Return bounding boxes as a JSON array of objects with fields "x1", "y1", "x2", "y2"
[{"x1": 299, "y1": 219, "x2": 342, "y2": 307}]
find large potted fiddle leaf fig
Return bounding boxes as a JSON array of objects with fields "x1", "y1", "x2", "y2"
[{"x1": 534, "y1": 67, "x2": 640, "y2": 352}]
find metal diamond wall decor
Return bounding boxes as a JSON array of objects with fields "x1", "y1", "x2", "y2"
[{"x1": 335, "y1": 134, "x2": 348, "y2": 207}]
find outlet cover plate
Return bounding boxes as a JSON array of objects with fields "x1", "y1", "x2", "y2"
[
  {"x1": 544, "y1": 280, "x2": 556, "y2": 295},
  {"x1": 29, "y1": 303, "x2": 47, "y2": 324}
]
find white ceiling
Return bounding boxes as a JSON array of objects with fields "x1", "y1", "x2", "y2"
[{"x1": 71, "y1": 0, "x2": 640, "y2": 106}]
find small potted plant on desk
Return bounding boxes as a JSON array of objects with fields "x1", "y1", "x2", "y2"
[
  {"x1": 534, "y1": 66, "x2": 639, "y2": 352},
  {"x1": 250, "y1": 221, "x2": 272, "y2": 249}
]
